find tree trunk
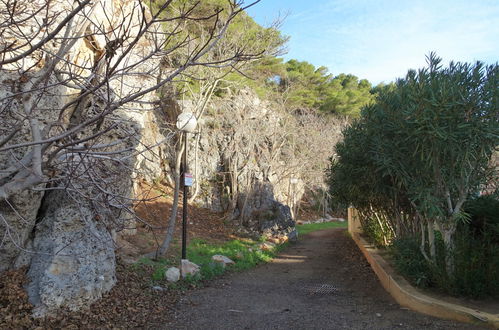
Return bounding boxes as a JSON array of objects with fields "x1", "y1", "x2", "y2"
[
  {"x1": 156, "y1": 133, "x2": 185, "y2": 258},
  {"x1": 442, "y1": 224, "x2": 456, "y2": 276},
  {"x1": 427, "y1": 218, "x2": 436, "y2": 261},
  {"x1": 420, "y1": 221, "x2": 431, "y2": 262},
  {"x1": 435, "y1": 218, "x2": 457, "y2": 276}
]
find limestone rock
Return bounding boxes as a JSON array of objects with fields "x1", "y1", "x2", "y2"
[
  {"x1": 278, "y1": 236, "x2": 289, "y2": 244},
  {"x1": 165, "y1": 267, "x2": 180, "y2": 282},
  {"x1": 181, "y1": 89, "x2": 301, "y2": 238},
  {"x1": 27, "y1": 192, "x2": 116, "y2": 317},
  {"x1": 259, "y1": 242, "x2": 276, "y2": 251},
  {"x1": 211, "y1": 255, "x2": 235, "y2": 267},
  {"x1": 0, "y1": 0, "x2": 166, "y2": 316},
  {"x1": 266, "y1": 237, "x2": 281, "y2": 244},
  {"x1": 181, "y1": 259, "x2": 200, "y2": 278},
  {"x1": 288, "y1": 229, "x2": 299, "y2": 242}
]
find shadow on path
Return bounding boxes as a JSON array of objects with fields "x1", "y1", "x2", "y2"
[{"x1": 164, "y1": 229, "x2": 483, "y2": 329}]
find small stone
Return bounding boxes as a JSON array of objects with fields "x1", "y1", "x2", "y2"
[
  {"x1": 259, "y1": 242, "x2": 276, "y2": 251},
  {"x1": 278, "y1": 236, "x2": 289, "y2": 244},
  {"x1": 165, "y1": 267, "x2": 180, "y2": 282},
  {"x1": 376, "y1": 313, "x2": 382, "y2": 317},
  {"x1": 212, "y1": 255, "x2": 235, "y2": 267},
  {"x1": 181, "y1": 259, "x2": 200, "y2": 278},
  {"x1": 152, "y1": 286, "x2": 165, "y2": 291}
]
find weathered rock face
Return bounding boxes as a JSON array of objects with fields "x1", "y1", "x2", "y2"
[
  {"x1": 236, "y1": 182, "x2": 297, "y2": 238},
  {"x1": 178, "y1": 89, "x2": 303, "y2": 238},
  {"x1": 0, "y1": 0, "x2": 167, "y2": 315},
  {"x1": 0, "y1": 71, "x2": 69, "y2": 272},
  {"x1": 0, "y1": 189, "x2": 45, "y2": 272},
  {"x1": 25, "y1": 191, "x2": 116, "y2": 316}
]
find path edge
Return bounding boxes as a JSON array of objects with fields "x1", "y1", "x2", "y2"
[{"x1": 350, "y1": 232, "x2": 499, "y2": 328}]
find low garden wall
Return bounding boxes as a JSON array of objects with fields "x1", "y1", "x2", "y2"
[{"x1": 348, "y1": 207, "x2": 499, "y2": 329}]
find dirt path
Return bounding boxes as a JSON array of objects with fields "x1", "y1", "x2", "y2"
[{"x1": 164, "y1": 229, "x2": 482, "y2": 329}]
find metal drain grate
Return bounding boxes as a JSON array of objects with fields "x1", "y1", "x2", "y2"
[{"x1": 306, "y1": 283, "x2": 340, "y2": 295}]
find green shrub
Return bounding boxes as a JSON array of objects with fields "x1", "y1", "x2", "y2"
[
  {"x1": 391, "y1": 237, "x2": 432, "y2": 288},
  {"x1": 391, "y1": 197, "x2": 499, "y2": 299},
  {"x1": 463, "y1": 195, "x2": 499, "y2": 241},
  {"x1": 452, "y1": 227, "x2": 499, "y2": 297},
  {"x1": 451, "y1": 195, "x2": 499, "y2": 297},
  {"x1": 362, "y1": 217, "x2": 389, "y2": 247}
]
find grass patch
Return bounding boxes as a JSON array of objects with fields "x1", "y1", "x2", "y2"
[
  {"x1": 133, "y1": 257, "x2": 175, "y2": 282},
  {"x1": 297, "y1": 221, "x2": 347, "y2": 235},
  {"x1": 134, "y1": 237, "x2": 286, "y2": 287},
  {"x1": 187, "y1": 238, "x2": 280, "y2": 281}
]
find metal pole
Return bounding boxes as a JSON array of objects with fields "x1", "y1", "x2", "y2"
[{"x1": 181, "y1": 132, "x2": 188, "y2": 260}]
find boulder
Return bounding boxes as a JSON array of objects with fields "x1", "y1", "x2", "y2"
[
  {"x1": 254, "y1": 201, "x2": 295, "y2": 237},
  {"x1": 181, "y1": 259, "x2": 200, "y2": 278},
  {"x1": 288, "y1": 229, "x2": 298, "y2": 242},
  {"x1": 26, "y1": 192, "x2": 116, "y2": 317},
  {"x1": 165, "y1": 267, "x2": 180, "y2": 283},
  {"x1": 211, "y1": 255, "x2": 235, "y2": 268}
]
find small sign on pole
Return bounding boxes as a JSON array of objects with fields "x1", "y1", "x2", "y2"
[{"x1": 184, "y1": 173, "x2": 193, "y2": 187}]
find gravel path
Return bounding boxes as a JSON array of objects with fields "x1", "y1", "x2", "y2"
[{"x1": 165, "y1": 228, "x2": 483, "y2": 329}]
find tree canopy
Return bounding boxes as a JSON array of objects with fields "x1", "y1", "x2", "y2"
[{"x1": 277, "y1": 60, "x2": 375, "y2": 117}]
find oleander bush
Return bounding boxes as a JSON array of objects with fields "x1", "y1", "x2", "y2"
[{"x1": 391, "y1": 195, "x2": 499, "y2": 298}]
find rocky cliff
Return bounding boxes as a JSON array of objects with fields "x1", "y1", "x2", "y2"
[
  {"x1": 178, "y1": 89, "x2": 305, "y2": 239},
  {"x1": 0, "y1": 0, "x2": 167, "y2": 315},
  {"x1": 0, "y1": 0, "x2": 339, "y2": 316}
]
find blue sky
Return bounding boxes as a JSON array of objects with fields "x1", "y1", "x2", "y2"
[{"x1": 245, "y1": 0, "x2": 499, "y2": 85}]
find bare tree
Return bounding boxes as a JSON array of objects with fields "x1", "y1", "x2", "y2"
[
  {"x1": 155, "y1": 3, "x2": 285, "y2": 257},
  {"x1": 195, "y1": 87, "x2": 347, "y2": 228},
  {"x1": 0, "y1": 0, "x2": 263, "y2": 268}
]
